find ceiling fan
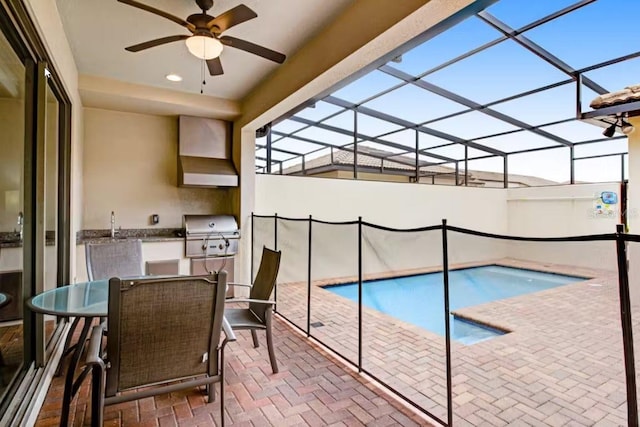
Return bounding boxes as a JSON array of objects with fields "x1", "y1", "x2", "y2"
[{"x1": 117, "y1": 0, "x2": 286, "y2": 76}]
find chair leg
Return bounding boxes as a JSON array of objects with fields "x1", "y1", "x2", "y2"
[
  {"x1": 90, "y1": 363, "x2": 105, "y2": 427},
  {"x1": 207, "y1": 382, "x2": 216, "y2": 402},
  {"x1": 55, "y1": 316, "x2": 81, "y2": 376},
  {"x1": 219, "y1": 378, "x2": 225, "y2": 427},
  {"x1": 251, "y1": 329, "x2": 259, "y2": 348},
  {"x1": 265, "y1": 310, "x2": 278, "y2": 374},
  {"x1": 219, "y1": 342, "x2": 228, "y2": 427}
]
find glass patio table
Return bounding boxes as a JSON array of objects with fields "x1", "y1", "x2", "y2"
[
  {"x1": 26, "y1": 276, "x2": 226, "y2": 426},
  {"x1": 0, "y1": 292, "x2": 9, "y2": 310},
  {"x1": 27, "y1": 280, "x2": 108, "y2": 427}
]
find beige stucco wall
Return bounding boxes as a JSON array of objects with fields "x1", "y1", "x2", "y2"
[
  {"x1": 254, "y1": 174, "x2": 508, "y2": 282},
  {"x1": 256, "y1": 174, "x2": 507, "y2": 230},
  {"x1": 0, "y1": 98, "x2": 24, "y2": 232},
  {"x1": 336, "y1": 170, "x2": 409, "y2": 183},
  {"x1": 82, "y1": 108, "x2": 231, "y2": 229},
  {"x1": 255, "y1": 175, "x2": 625, "y2": 282},
  {"x1": 507, "y1": 183, "x2": 621, "y2": 270},
  {"x1": 627, "y1": 117, "x2": 640, "y2": 303}
]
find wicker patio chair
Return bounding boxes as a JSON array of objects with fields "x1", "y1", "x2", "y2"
[
  {"x1": 85, "y1": 239, "x2": 144, "y2": 281},
  {"x1": 225, "y1": 246, "x2": 281, "y2": 373},
  {"x1": 85, "y1": 272, "x2": 235, "y2": 427}
]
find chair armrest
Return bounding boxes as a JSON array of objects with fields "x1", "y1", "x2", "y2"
[
  {"x1": 222, "y1": 317, "x2": 236, "y2": 342},
  {"x1": 226, "y1": 298, "x2": 275, "y2": 306},
  {"x1": 227, "y1": 282, "x2": 253, "y2": 288},
  {"x1": 85, "y1": 324, "x2": 106, "y2": 367}
]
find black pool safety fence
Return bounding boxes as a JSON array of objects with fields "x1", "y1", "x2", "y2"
[{"x1": 251, "y1": 213, "x2": 640, "y2": 427}]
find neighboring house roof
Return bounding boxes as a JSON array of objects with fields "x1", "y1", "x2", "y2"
[
  {"x1": 277, "y1": 146, "x2": 558, "y2": 187},
  {"x1": 590, "y1": 83, "x2": 640, "y2": 109},
  {"x1": 283, "y1": 146, "x2": 455, "y2": 175}
]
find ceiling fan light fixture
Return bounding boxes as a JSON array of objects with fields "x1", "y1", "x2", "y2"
[{"x1": 185, "y1": 35, "x2": 223, "y2": 59}]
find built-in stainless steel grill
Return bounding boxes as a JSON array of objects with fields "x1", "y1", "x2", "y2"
[{"x1": 183, "y1": 215, "x2": 240, "y2": 258}]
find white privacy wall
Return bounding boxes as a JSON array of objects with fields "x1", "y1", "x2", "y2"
[
  {"x1": 255, "y1": 175, "x2": 508, "y2": 229},
  {"x1": 507, "y1": 183, "x2": 621, "y2": 270},
  {"x1": 254, "y1": 176, "x2": 623, "y2": 281},
  {"x1": 254, "y1": 175, "x2": 509, "y2": 282}
]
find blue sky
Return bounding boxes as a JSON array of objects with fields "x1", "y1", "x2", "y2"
[{"x1": 260, "y1": 0, "x2": 640, "y2": 184}]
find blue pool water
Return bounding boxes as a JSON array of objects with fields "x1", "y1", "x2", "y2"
[{"x1": 327, "y1": 265, "x2": 584, "y2": 344}]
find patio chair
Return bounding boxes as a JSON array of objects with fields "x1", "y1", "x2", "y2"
[
  {"x1": 69, "y1": 239, "x2": 145, "y2": 366},
  {"x1": 225, "y1": 246, "x2": 281, "y2": 373},
  {"x1": 85, "y1": 239, "x2": 144, "y2": 281},
  {"x1": 86, "y1": 271, "x2": 235, "y2": 427}
]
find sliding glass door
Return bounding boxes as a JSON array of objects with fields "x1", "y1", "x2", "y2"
[
  {"x1": 0, "y1": 0, "x2": 71, "y2": 419},
  {"x1": 0, "y1": 19, "x2": 26, "y2": 404}
]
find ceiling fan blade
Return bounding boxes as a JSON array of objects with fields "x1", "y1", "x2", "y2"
[
  {"x1": 207, "y1": 5, "x2": 257, "y2": 33},
  {"x1": 206, "y1": 57, "x2": 224, "y2": 76},
  {"x1": 125, "y1": 35, "x2": 190, "y2": 52},
  {"x1": 117, "y1": 0, "x2": 195, "y2": 31},
  {"x1": 220, "y1": 36, "x2": 286, "y2": 64}
]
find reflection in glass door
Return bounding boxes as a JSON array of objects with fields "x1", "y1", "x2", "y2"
[
  {"x1": 41, "y1": 82, "x2": 58, "y2": 354},
  {"x1": 0, "y1": 26, "x2": 25, "y2": 401},
  {"x1": 43, "y1": 83, "x2": 59, "y2": 351}
]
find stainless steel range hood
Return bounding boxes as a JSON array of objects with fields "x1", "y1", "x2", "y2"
[{"x1": 178, "y1": 116, "x2": 238, "y2": 187}]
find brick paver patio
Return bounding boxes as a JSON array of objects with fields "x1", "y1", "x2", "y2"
[
  {"x1": 35, "y1": 257, "x2": 636, "y2": 426},
  {"x1": 276, "y1": 258, "x2": 631, "y2": 426},
  {"x1": 35, "y1": 316, "x2": 430, "y2": 426}
]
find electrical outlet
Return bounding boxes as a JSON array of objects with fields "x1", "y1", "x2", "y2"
[{"x1": 151, "y1": 214, "x2": 159, "y2": 225}]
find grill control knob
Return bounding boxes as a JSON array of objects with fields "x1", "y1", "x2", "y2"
[{"x1": 218, "y1": 243, "x2": 224, "y2": 250}]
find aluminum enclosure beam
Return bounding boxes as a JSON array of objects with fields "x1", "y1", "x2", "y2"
[
  {"x1": 477, "y1": 11, "x2": 608, "y2": 95},
  {"x1": 324, "y1": 95, "x2": 506, "y2": 157},
  {"x1": 287, "y1": 115, "x2": 458, "y2": 163},
  {"x1": 379, "y1": 65, "x2": 573, "y2": 147}
]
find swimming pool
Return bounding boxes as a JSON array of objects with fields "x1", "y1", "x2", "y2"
[{"x1": 326, "y1": 265, "x2": 584, "y2": 344}]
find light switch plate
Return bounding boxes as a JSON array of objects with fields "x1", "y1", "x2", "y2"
[{"x1": 151, "y1": 214, "x2": 159, "y2": 225}]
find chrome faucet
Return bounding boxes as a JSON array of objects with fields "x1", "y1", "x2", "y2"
[
  {"x1": 111, "y1": 211, "x2": 116, "y2": 239},
  {"x1": 17, "y1": 211, "x2": 23, "y2": 242}
]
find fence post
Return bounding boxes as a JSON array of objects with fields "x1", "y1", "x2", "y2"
[
  {"x1": 274, "y1": 214, "x2": 278, "y2": 312},
  {"x1": 307, "y1": 215, "x2": 312, "y2": 337},
  {"x1": 251, "y1": 213, "x2": 254, "y2": 284},
  {"x1": 615, "y1": 224, "x2": 638, "y2": 426},
  {"x1": 441, "y1": 219, "x2": 453, "y2": 426},
  {"x1": 358, "y1": 216, "x2": 363, "y2": 373}
]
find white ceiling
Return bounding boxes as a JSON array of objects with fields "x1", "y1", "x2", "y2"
[{"x1": 56, "y1": 0, "x2": 352, "y2": 100}]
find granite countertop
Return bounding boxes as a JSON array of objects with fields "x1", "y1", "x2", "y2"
[
  {"x1": 0, "y1": 229, "x2": 185, "y2": 248},
  {"x1": 77, "y1": 228, "x2": 184, "y2": 244},
  {"x1": 0, "y1": 231, "x2": 55, "y2": 248}
]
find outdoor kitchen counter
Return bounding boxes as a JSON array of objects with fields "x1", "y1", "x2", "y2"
[
  {"x1": 74, "y1": 226, "x2": 238, "y2": 284},
  {"x1": 1, "y1": 231, "x2": 56, "y2": 248},
  {"x1": 74, "y1": 229, "x2": 200, "y2": 282},
  {"x1": 76, "y1": 228, "x2": 184, "y2": 244}
]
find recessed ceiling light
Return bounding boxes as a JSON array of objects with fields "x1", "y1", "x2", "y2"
[{"x1": 165, "y1": 74, "x2": 182, "y2": 82}]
